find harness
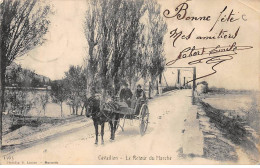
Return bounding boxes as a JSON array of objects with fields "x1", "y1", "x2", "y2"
[{"x1": 87, "y1": 100, "x2": 120, "y2": 123}]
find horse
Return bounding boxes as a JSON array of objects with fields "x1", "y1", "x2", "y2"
[{"x1": 85, "y1": 96, "x2": 120, "y2": 145}]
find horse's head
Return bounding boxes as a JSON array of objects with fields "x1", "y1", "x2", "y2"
[
  {"x1": 85, "y1": 96, "x2": 100, "y2": 118},
  {"x1": 85, "y1": 103, "x2": 91, "y2": 118}
]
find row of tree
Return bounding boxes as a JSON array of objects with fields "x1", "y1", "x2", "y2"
[
  {"x1": 49, "y1": 0, "x2": 168, "y2": 115},
  {"x1": 50, "y1": 66, "x2": 88, "y2": 117},
  {"x1": 0, "y1": 0, "x2": 167, "y2": 148},
  {"x1": 84, "y1": 0, "x2": 167, "y2": 103},
  {"x1": 50, "y1": 0, "x2": 168, "y2": 115}
]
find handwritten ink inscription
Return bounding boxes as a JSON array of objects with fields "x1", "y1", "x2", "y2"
[
  {"x1": 163, "y1": 0, "x2": 252, "y2": 82},
  {"x1": 163, "y1": 1, "x2": 211, "y2": 21}
]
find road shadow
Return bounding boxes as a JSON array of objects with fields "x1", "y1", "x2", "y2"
[{"x1": 110, "y1": 119, "x2": 154, "y2": 142}]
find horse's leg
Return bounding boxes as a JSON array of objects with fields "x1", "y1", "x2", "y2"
[
  {"x1": 101, "y1": 123, "x2": 105, "y2": 145},
  {"x1": 94, "y1": 121, "x2": 98, "y2": 144},
  {"x1": 109, "y1": 121, "x2": 114, "y2": 140},
  {"x1": 111, "y1": 119, "x2": 117, "y2": 140},
  {"x1": 113, "y1": 114, "x2": 119, "y2": 140},
  {"x1": 112, "y1": 121, "x2": 116, "y2": 140}
]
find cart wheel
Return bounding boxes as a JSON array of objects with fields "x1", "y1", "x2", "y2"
[
  {"x1": 115, "y1": 117, "x2": 125, "y2": 132},
  {"x1": 139, "y1": 104, "x2": 149, "y2": 136}
]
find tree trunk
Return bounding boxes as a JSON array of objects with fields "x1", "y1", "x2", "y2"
[
  {"x1": 0, "y1": 10, "x2": 3, "y2": 149},
  {"x1": 43, "y1": 107, "x2": 46, "y2": 116},
  {"x1": 100, "y1": 88, "x2": 107, "y2": 110},
  {"x1": 80, "y1": 106, "x2": 84, "y2": 116},
  {"x1": 0, "y1": 61, "x2": 6, "y2": 149},
  {"x1": 149, "y1": 81, "x2": 151, "y2": 99},
  {"x1": 159, "y1": 73, "x2": 162, "y2": 95},
  {"x1": 60, "y1": 102, "x2": 63, "y2": 117},
  {"x1": 76, "y1": 106, "x2": 78, "y2": 115},
  {"x1": 149, "y1": 76, "x2": 157, "y2": 98},
  {"x1": 72, "y1": 105, "x2": 75, "y2": 115},
  {"x1": 0, "y1": 70, "x2": 3, "y2": 150},
  {"x1": 156, "y1": 80, "x2": 159, "y2": 95}
]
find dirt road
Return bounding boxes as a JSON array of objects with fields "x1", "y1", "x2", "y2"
[{"x1": 1, "y1": 90, "x2": 220, "y2": 165}]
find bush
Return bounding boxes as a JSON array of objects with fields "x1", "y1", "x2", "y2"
[{"x1": 162, "y1": 86, "x2": 178, "y2": 93}]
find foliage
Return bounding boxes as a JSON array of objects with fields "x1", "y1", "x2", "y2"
[
  {"x1": 4, "y1": 88, "x2": 33, "y2": 117},
  {"x1": 0, "y1": 0, "x2": 52, "y2": 146},
  {"x1": 5, "y1": 63, "x2": 50, "y2": 88},
  {"x1": 64, "y1": 65, "x2": 88, "y2": 115},
  {"x1": 145, "y1": 0, "x2": 167, "y2": 79},
  {"x1": 50, "y1": 80, "x2": 68, "y2": 117},
  {"x1": 162, "y1": 86, "x2": 178, "y2": 93},
  {"x1": 83, "y1": 0, "x2": 167, "y2": 101},
  {"x1": 1, "y1": 0, "x2": 51, "y2": 67}
]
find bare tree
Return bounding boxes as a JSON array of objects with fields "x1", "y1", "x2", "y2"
[
  {"x1": 145, "y1": 0, "x2": 167, "y2": 97},
  {"x1": 120, "y1": 0, "x2": 167, "y2": 94},
  {"x1": 85, "y1": 0, "x2": 146, "y2": 96},
  {"x1": 109, "y1": 0, "x2": 146, "y2": 95},
  {"x1": 84, "y1": 0, "x2": 101, "y2": 92},
  {"x1": 123, "y1": 3, "x2": 148, "y2": 91},
  {"x1": 0, "y1": 0, "x2": 51, "y2": 148},
  {"x1": 84, "y1": 0, "x2": 114, "y2": 103},
  {"x1": 39, "y1": 91, "x2": 49, "y2": 116}
]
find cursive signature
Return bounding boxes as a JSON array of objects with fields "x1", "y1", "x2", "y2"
[{"x1": 166, "y1": 42, "x2": 253, "y2": 83}]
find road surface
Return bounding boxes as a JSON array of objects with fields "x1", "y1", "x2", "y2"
[{"x1": 1, "y1": 90, "x2": 220, "y2": 165}]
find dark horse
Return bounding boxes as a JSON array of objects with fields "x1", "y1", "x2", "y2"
[{"x1": 85, "y1": 96, "x2": 120, "y2": 145}]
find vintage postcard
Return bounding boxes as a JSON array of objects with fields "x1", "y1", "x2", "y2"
[{"x1": 0, "y1": 0, "x2": 259, "y2": 165}]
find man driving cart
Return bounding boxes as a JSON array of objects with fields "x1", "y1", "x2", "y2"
[{"x1": 119, "y1": 83, "x2": 133, "y2": 107}]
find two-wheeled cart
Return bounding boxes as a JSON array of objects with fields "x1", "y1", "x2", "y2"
[{"x1": 113, "y1": 99, "x2": 149, "y2": 136}]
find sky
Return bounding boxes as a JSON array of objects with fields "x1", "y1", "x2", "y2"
[
  {"x1": 15, "y1": 0, "x2": 260, "y2": 90},
  {"x1": 16, "y1": 0, "x2": 88, "y2": 80}
]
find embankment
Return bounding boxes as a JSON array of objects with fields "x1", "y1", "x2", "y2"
[{"x1": 198, "y1": 99, "x2": 259, "y2": 163}]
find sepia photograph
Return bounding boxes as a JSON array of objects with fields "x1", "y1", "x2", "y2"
[{"x1": 0, "y1": 0, "x2": 259, "y2": 165}]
